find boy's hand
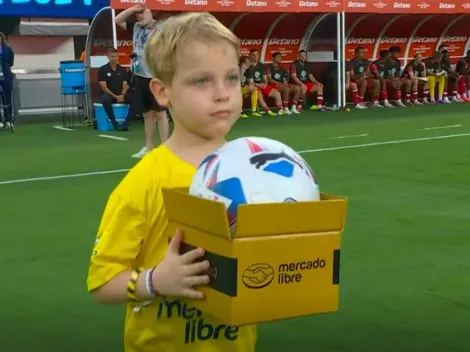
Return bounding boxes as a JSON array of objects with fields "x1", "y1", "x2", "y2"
[{"x1": 152, "y1": 229, "x2": 210, "y2": 299}]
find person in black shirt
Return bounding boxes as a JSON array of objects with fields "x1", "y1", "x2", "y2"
[
  {"x1": 348, "y1": 46, "x2": 380, "y2": 109},
  {"x1": 370, "y1": 49, "x2": 394, "y2": 107},
  {"x1": 424, "y1": 51, "x2": 446, "y2": 103},
  {"x1": 98, "y1": 47, "x2": 135, "y2": 131},
  {"x1": 402, "y1": 52, "x2": 427, "y2": 104},
  {"x1": 440, "y1": 50, "x2": 461, "y2": 102},
  {"x1": 455, "y1": 50, "x2": 470, "y2": 101}
]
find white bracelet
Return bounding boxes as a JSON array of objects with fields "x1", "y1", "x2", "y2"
[{"x1": 145, "y1": 269, "x2": 154, "y2": 297}]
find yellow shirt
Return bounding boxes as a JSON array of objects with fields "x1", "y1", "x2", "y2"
[{"x1": 87, "y1": 145, "x2": 257, "y2": 352}]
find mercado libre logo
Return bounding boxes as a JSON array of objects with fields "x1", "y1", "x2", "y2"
[{"x1": 243, "y1": 259, "x2": 327, "y2": 289}]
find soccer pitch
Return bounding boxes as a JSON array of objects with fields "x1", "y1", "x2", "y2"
[{"x1": 1, "y1": 104, "x2": 469, "y2": 352}]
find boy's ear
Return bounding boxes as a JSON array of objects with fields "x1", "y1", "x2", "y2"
[{"x1": 149, "y1": 78, "x2": 169, "y2": 108}]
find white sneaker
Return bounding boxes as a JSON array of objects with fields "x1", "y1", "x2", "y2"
[
  {"x1": 355, "y1": 103, "x2": 368, "y2": 109},
  {"x1": 283, "y1": 107, "x2": 292, "y2": 115},
  {"x1": 395, "y1": 100, "x2": 406, "y2": 107},
  {"x1": 422, "y1": 99, "x2": 431, "y2": 104},
  {"x1": 443, "y1": 97, "x2": 452, "y2": 104},
  {"x1": 372, "y1": 101, "x2": 383, "y2": 108},
  {"x1": 132, "y1": 146, "x2": 149, "y2": 159},
  {"x1": 0, "y1": 122, "x2": 4, "y2": 129},
  {"x1": 383, "y1": 100, "x2": 395, "y2": 108},
  {"x1": 290, "y1": 106, "x2": 301, "y2": 114},
  {"x1": 5, "y1": 121, "x2": 14, "y2": 128},
  {"x1": 453, "y1": 96, "x2": 464, "y2": 103}
]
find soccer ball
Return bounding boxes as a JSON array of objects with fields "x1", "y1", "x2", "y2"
[{"x1": 189, "y1": 137, "x2": 320, "y2": 231}]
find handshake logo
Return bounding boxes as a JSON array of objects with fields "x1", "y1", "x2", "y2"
[{"x1": 242, "y1": 263, "x2": 275, "y2": 289}]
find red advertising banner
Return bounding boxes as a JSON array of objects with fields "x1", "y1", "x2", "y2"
[{"x1": 111, "y1": 0, "x2": 470, "y2": 13}]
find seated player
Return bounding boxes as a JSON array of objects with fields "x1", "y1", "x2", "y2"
[
  {"x1": 344, "y1": 61, "x2": 358, "y2": 107},
  {"x1": 402, "y1": 53, "x2": 427, "y2": 105},
  {"x1": 267, "y1": 52, "x2": 300, "y2": 114},
  {"x1": 424, "y1": 51, "x2": 446, "y2": 104},
  {"x1": 440, "y1": 50, "x2": 462, "y2": 103},
  {"x1": 370, "y1": 49, "x2": 394, "y2": 108},
  {"x1": 349, "y1": 46, "x2": 380, "y2": 109},
  {"x1": 247, "y1": 49, "x2": 284, "y2": 115},
  {"x1": 386, "y1": 46, "x2": 412, "y2": 106},
  {"x1": 98, "y1": 47, "x2": 135, "y2": 130},
  {"x1": 455, "y1": 50, "x2": 470, "y2": 101},
  {"x1": 290, "y1": 50, "x2": 324, "y2": 112},
  {"x1": 239, "y1": 55, "x2": 262, "y2": 118}
]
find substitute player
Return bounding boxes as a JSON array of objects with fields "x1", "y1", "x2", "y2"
[
  {"x1": 349, "y1": 46, "x2": 380, "y2": 109},
  {"x1": 440, "y1": 50, "x2": 460, "y2": 103},
  {"x1": 386, "y1": 46, "x2": 409, "y2": 106},
  {"x1": 401, "y1": 52, "x2": 426, "y2": 105},
  {"x1": 115, "y1": 5, "x2": 169, "y2": 159},
  {"x1": 424, "y1": 51, "x2": 446, "y2": 104},
  {"x1": 247, "y1": 49, "x2": 284, "y2": 115},
  {"x1": 370, "y1": 49, "x2": 394, "y2": 108},
  {"x1": 266, "y1": 52, "x2": 300, "y2": 114},
  {"x1": 87, "y1": 12, "x2": 257, "y2": 352},
  {"x1": 290, "y1": 50, "x2": 324, "y2": 112},
  {"x1": 240, "y1": 55, "x2": 273, "y2": 117},
  {"x1": 455, "y1": 50, "x2": 470, "y2": 100}
]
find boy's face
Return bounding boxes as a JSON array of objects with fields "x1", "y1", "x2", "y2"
[{"x1": 159, "y1": 40, "x2": 241, "y2": 140}]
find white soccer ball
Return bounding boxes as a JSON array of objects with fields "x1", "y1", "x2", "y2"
[{"x1": 189, "y1": 137, "x2": 320, "y2": 230}]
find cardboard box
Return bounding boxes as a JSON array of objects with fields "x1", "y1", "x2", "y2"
[{"x1": 162, "y1": 188, "x2": 348, "y2": 326}]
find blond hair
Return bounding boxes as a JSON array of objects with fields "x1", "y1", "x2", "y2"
[{"x1": 145, "y1": 12, "x2": 239, "y2": 85}]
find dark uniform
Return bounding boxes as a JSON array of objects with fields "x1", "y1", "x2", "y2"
[
  {"x1": 349, "y1": 58, "x2": 370, "y2": 80},
  {"x1": 246, "y1": 62, "x2": 275, "y2": 96},
  {"x1": 385, "y1": 58, "x2": 401, "y2": 79},
  {"x1": 424, "y1": 58, "x2": 443, "y2": 74},
  {"x1": 267, "y1": 64, "x2": 288, "y2": 85},
  {"x1": 290, "y1": 59, "x2": 316, "y2": 91},
  {"x1": 402, "y1": 60, "x2": 426, "y2": 78},
  {"x1": 371, "y1": 60, "x2": 387, "y2": 78}
]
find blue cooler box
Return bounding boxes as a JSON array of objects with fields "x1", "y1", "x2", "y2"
[
  {"x1": 94, "y1": 103, "x2": 129, "y2": 132},
  {"x1": 60, "y1": 60, "x2": 86, "y2": 95}
]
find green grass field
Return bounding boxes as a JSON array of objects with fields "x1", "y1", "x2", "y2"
[{"x1": 1, "y1": 104, "x2": 469, "y2": 351}]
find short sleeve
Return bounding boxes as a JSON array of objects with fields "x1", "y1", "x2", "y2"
[
  {"x1": 97, "y1": 66, "x2": 106, "y2": 82},
  {"x1": 87, "y1": 172, "x2": 148, "y2": 292}
]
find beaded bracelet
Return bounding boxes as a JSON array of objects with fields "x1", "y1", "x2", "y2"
[
  {"x1": 127, "y1": 268, "x2": 141, "y2": 302},
  {"x1": 145, "y1": 267, "x2": 158, "y2": 297}
]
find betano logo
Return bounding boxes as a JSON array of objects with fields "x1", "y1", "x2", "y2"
[
  {"x1": 299, "y1": 0, "x2": 319, "y2": 6},
  {"x1": 241, "y1": 39, "x2": 263, "y2": 45},
  {"x1": 348, "y1": 1, "x2": 367, "y2": 7},
  {"x1": 268, "y1": 38, "x2": 300, "y2": 45},
  {"x1": 442, "y1": 36, "x2": 468, "y2": 42},
  {"x1": 439, "y1": 2, "x2": 455, "y2": 8},
  {"x1": 157, "y1": 300, "x2": 239, "y2": 344},
  {"x1": 394, "y1": 2, "x2": 411, "y2": 7},
  {"x1": 412, "y1": 37, "x2": 438, "y2": 43},
  {"x1": 380, "y1": 37, "x2": 407, "y2": 44},
  {"x1": 185, "y1": 0, "x2": 208, "y2": 4},
  {"x1": 246, "y1": 0, "x2": 268, "y2": 6},
  {"x1": 347, "y1": 37, "x2": 375, "y2": 44},
  {"x1": 93, "y1": 39, "x2": 133, "y2": 47}
]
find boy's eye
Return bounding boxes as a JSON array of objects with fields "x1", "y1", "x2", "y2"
[
  {"x1": 228, "y1": 74, "x2": 240, "y2": 82},
  {"x1": 194, "y1": 77, "x2": 210, "y2": 85}
]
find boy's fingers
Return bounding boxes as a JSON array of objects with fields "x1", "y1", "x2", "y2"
[
  {"x1": 182, "y1": 288, "x2": 205, "y2": 300},
  {"x1": 184, "y1": 274, "x2": 210, "y2": 287},
  {"x1": 167, "y1": 230, "x2": 183, "y2": 254},
  {"x1": 185, "y1": 260, "x2": 210, "y2": 276},
  {"x1": 180, "y1": 247, "x2": 205, "y2": 263}
]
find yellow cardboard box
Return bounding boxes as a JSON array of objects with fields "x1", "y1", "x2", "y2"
[{"x1": 162, "y1": 188, "x2": 348, "y2": 327}]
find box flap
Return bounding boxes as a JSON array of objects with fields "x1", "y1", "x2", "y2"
[
  {"x1": 234, "y1": 194, "x2": 348, "y2": 238},
  {"x1": 162, "y1": 188, "x2": 232, "y2": 239}
]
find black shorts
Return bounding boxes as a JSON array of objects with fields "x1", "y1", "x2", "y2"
[{"x1": 134, "y1": 75, "x2": 166, "y2": 113}]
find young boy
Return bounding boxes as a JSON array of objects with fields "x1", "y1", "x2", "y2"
[{"x1": 87, "y1": 12, "x2": 257, "y2": 352}]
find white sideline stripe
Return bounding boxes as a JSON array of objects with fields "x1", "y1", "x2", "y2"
[
  {"x1": 1, "y1": 132, "x2": 470, "y2": 186},
  {"x1": 98, "y1": 134, "x2": 129, "y2": 141},
  {"x1": 327, "y1": 134, "x2": 368, "y2": 140},
  {"x1": 53, "y1": 126, "x2": 75, "y2": 131},
  {"x1": 415, "y1": 124, "x2": 462, "y2": 131},
  {"x1": 297, "y1": 133, "x2": 470, "y2": 154}
]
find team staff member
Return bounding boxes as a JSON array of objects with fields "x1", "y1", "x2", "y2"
[
  {"x1": 267, "y1": 52, "x2": 298, "y2": 115},
  {"x1": 349, "y1": 46, "x2": 380, "y2": 109},
  {"x1": 115, "y1": 4, "x2": 169, "y2": 159},
  {"x1": 424, "y1": 51, "x2": 446, "y2": 104},
  {"x1": 370, "y1": 49, "x2": 394, "y2": 108},
  {"x1": 402, "y1": 53, "x2": 427, "y2": 104},
  {"x1": 290, "y1": 50, "x2": 324, "y2": 112},
  {"x1": 87, "y1": 12, "x2": 256, "y2": 352},
  {"x1": 98, "y1": 48, "x2": 136, "y2": 131},
  {"x1": 247, "y1": 49, "x2": 284, "y2": 115}
]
